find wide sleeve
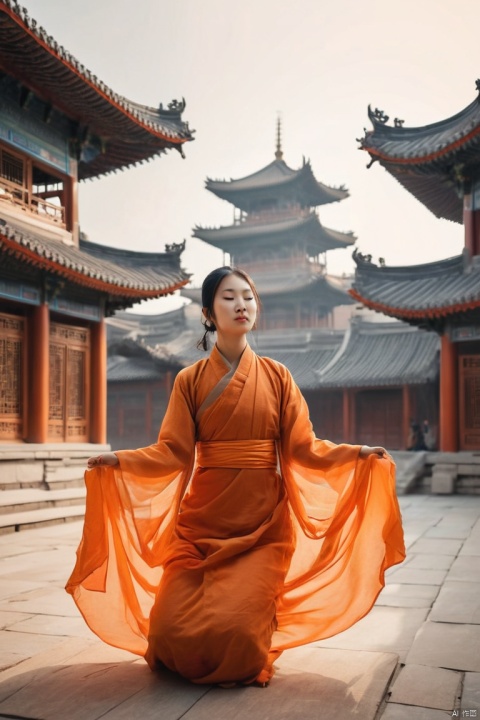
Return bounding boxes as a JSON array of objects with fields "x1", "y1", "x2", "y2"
[
  {"x1": 272, "y1": 365, "x2": 406, "y2": 651},
  {"x1": 65, "y1": 371, "x2": 197, "y2": 656}
]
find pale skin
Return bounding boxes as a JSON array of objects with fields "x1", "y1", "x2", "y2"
[{"x1": 87, "y1": 273, "x2": 385, "y2": 468}]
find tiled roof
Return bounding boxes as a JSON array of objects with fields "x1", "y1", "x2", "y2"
[
  {"x1": 193, "y1": 212, "x2": 355, "y2": 253},
  {"x1": 315, "y1": 319, "x2": 439, "y2": 389},
  {"x1": 0, "y1": 217, "x2": 190, "y2": 304},
  {"x1": 0, "y1": 1, "x2": 193, "y2": 178},
  {"x1": 350, "y1": 250, "x2": 480, "y2": 320},
  {"x1": 206, "y1": 158, "x2": 348, "y2": 212},
  {"x1": 358, "y1": 86, "x2": 480, "y2": 223},
  {"x1": 105, "y1": 312, "x2": 438, "y2": 391},
  {"x1": 182, "y1": 273, "x2": 354, "y2": 308},
  {"x1": 253, "y1": 328, "x2": 344, "y2": 389},
  {"x1": 108, "y1": 355, "x2": 164, "y2": 383},
  {"x1": 107, "y1": 338, "x2": 183, "y2": 382}
]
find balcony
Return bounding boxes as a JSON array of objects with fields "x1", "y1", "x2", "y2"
[{"x1": 0, "y1": 176, "x2": 65, "y2": 227}]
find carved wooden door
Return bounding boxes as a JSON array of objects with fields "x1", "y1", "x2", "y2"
[
  {"x1": 459, "y1": 354, "x2": 480, "y2": 450},
  {"x1": 0, "y1": 312, "x2": 25, "y2": 440},
  {"x1": 49, "y1": 322, "x2": 90, "y2": 442}
]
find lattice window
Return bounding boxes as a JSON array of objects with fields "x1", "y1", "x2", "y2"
[
  {"x1": 1, "y1": 150, "x2": 24, "y2": 186},
  {"x1": 0, "y1": 312, "x2": 24, "y2": 440},
  {"x1": 0, "y1": 338, "x2": 23, "y2": 414},
  {"x1": 67, "y1": 348, "x2": 86, "y2": 426},
  {"x1": 49, "y1": 344, "x2": 65, "y2": 421},
  {"x1": 49, "y1": 321, "x2": 90, "y2": 442}
]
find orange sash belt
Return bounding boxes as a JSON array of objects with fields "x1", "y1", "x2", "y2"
[{"x1": 196, "y1": 440, "x2": 277, "y2": 469}]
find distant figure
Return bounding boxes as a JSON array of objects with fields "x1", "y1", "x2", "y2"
[
  {"x1": 407, "y1": 420, "x2": 427, "y2": 451},
  {"x1": 422, "y1": 420, "x2": 436, "y2": 451}
]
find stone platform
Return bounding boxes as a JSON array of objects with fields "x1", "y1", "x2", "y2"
[{"x1": 0, "y1": 495, "x2": 479, "y2": 719}]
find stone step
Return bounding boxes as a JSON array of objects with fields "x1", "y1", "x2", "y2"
[
  {"x1": 0, "y1": 487, "x2": 86, "y2": 515},
  {"x1": 0, "y1": 504, "x2": 85, "y2": 534}
]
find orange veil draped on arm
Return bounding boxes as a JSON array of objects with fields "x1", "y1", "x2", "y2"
[
  {"x1": 272, "y1": 365, "x2": 405, "y2": 651},
  {"x1": 66, "y1": 372, "x2": 197, "y2": 655}
]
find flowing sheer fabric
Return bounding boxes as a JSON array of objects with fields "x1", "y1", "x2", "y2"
[{"x1": 66, "y1": 344, "x2": 405, "y2": 684}]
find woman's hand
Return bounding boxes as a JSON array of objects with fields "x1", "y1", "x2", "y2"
[
  {"x1": 87, "y1": 452, "x2": 119, "y2": 469},
  {"x1": 359, "y1": 445, "x2": 387, "y2": 459}
]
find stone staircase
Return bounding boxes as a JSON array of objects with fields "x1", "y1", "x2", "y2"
[
  {"x1": 389, "y1": 451, "x2": 428, "y2": 495},
  {"x1": 0, "y1": 443, "x2": 109, "y2": 534}
]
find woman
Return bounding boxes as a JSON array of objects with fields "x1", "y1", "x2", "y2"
[{"x1": 66, "y1": 266, "x2": 405, "y2": 687}]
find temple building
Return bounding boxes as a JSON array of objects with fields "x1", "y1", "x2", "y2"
[
  {"x1": 183, "y1": 123, "x2": 355, "y2": 330},
  {"x1": 355, "y1": 84, "x2": 480, "y2": 455},
  {"x1": 0, "y1": 1, "x2": 192, "y2": 453}
]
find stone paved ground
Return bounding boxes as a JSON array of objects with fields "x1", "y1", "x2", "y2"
[{"x1": 0, "y1": 495, "x2": 479, "y2": 719}]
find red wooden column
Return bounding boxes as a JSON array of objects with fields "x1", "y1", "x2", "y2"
[
  {"x1": 439, "y1": 334, "x2": 458, "y2": 452},
  {"x1": 464, "y1": 182, "x2": 480, "y2": 256},
  {"x1": 28, "y1": 303, "x2": 49, "y2": 443},
  {"x1": 90, "y1": 317, "x2": 107, "y2": 444}
]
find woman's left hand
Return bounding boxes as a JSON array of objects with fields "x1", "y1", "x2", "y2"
[{"x1": 359, "y1": 445, "x2": 387, "y2": 458}]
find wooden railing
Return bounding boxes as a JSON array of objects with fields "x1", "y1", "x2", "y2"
[{"x1": 0, "y1": 176, "x2": 65, "y2": 227}]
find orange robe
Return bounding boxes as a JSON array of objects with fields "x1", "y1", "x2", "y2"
[{"x1": 66, "y1": 344, "x2": 405, "y2": 685}]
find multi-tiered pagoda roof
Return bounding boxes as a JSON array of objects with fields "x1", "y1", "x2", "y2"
[
  {"x1": 205, "y1": 157, "x2": 348, "y2": 213},
  {"x1": 194, "y1": 211, "x2": 354, "y2": 254},
  {"x1": 0, "y1": 0, "x2": 192, "y2": 306},
  {"x1": 355, "y1": 83, "x2": 480, "y2": 330},
  {"x1": 0, "y1": 1, "x2": 193, "y2": 179},
  {"x1": 358, "y1": 85, "x2": 480, "y2": 223},
  {"x1": 350, "y1": 250, "x2": 480, "y2": 331}
]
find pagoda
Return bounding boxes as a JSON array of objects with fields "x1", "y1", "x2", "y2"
[
  {"x1": 187, "y1": 122, "x2": 355, "y2": 330},
  {"x1": 355, "y1": 82, "x2": 480, "y2": 457},
  {"x1": 0, "y1": 0, "x2": 192, "y2": 451}
]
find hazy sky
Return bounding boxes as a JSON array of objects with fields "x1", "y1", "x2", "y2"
[{"x1": 24, "y1": 0, "x2": 477, "y2": 312}]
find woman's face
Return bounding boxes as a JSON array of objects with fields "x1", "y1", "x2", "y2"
[{"x1": 207, "y1": 273, "x2": 257, "y2": 336}]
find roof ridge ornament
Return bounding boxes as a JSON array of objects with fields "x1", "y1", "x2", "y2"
[
  {"x1": 368, "y1": 105, "x2": 389, "y2": 126},
  {"x1": 275, "y1": 114, "x2": 283, "y2": 160}
]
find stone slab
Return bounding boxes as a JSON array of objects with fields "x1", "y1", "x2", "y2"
[
  {"x1": 386, "y1": 568, "x2": 448, "y2": 585},
  {"x1": 0, "y1": 505, "x2": 85, "y2": 529},
  {"x1": 407, "y1": 538, "x2": 464, "y2": 556},
  {"x1": 0, "y1": 610, "x2": 32, "y2": 629},
  {"x1": 403, "y1": 553, "x2": 454, "y2": 571},
  {"x1": 0, "y1": 659, "x2": 153, "y2": 720},
  {"x1": 463, "y1": 672, "x2": 480, "y2": 711},
  {"x1": 0, "y1": 547, "x2": 75, "y2": 574},
  {"x1": 388, "y1": 663, "x2": 462, "y2": 710},
  {"x1": 0, "y1": 578, "x2": 45, "y2": 600},
  {"x1": 0, "y1": 543, "x2": 39, "y2": 559},
  {"x1": 179, "y1": 647, "x2": 398, "y2": 720},
  {"x1": 376, "y1": 583, "x2": 439, "y2": 609},
  {"x1": 0, "y1": 629, "x2": 65, "y2": 657},
  {"x1": 8, "y1": 613, "x2": 96, "y2": 638},
  {"x1": 315, "y1": 606, "x2": 428, "y2": 661},
  {"x1": 424, "y1": 525, "x2": 471, "y2": 539},
  {"x1": 447, "y1": 555, "x2": 480, "y2": 582},
  {"x1": 406, "y1": 622, "x2": 480, "y2": 672},
  {"x1": 100, "y1": 664, "x2": 211, "y2": 720},
  {"x1": 381, "y1": 704, "x2": 454, "y2": 719},
  {"x1": 460, "y1": 538, "x2": 480, "y2": 557},
  {"x1": 430, "y1": 582, "x2": 480, "y2": 624},
  {"x1": 0, "y1": 586, "x2": 79, "y2": 617},
  {"x1": 0, "y1": 638, "x2": 128, "y2": 701},
  {"x1": 0, "y1": 487, "x2": 86, "y2": 507}
]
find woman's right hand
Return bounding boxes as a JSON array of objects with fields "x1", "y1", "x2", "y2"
[{"x1": 87, "y1": 452, "x2": 119, "y2": 469}]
